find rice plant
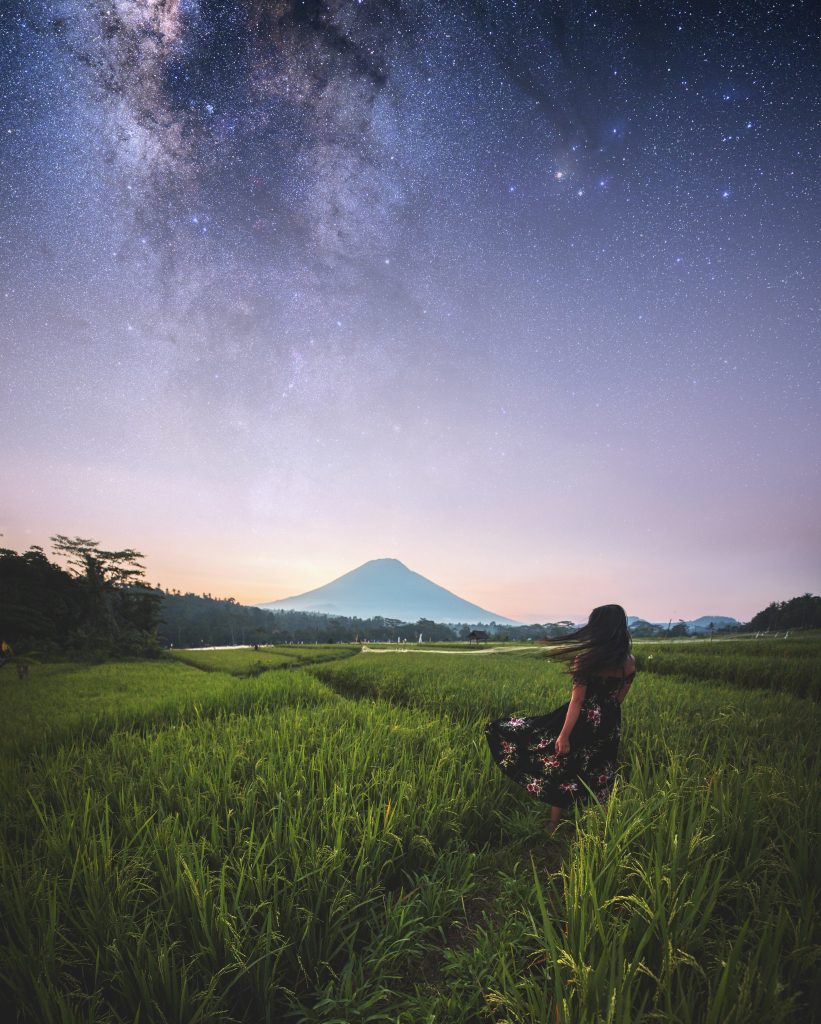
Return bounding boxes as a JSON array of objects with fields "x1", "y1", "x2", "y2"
[
  {"x1": 0, "y1": 640, "x2": 818, "y2": 1021},
  {"x1": 171, "y1": 645, "x2": 358, "y2": 676}
]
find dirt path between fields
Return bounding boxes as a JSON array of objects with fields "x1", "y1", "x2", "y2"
[{"x1": 360, "y1": 645, "x2": 535, "y2": 656}]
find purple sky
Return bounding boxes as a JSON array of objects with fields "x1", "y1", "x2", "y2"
[{"x1": 1, "y1": 0, "x2": 819, "y2": 623}]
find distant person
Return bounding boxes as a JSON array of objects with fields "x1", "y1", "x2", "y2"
[{"x1": 485, "y1": 604, "x2": 637, "y2": 834}]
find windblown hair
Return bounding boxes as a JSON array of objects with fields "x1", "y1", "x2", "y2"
[{"x1": 540, "y1": 604, "x2": 632, "y2": 676}]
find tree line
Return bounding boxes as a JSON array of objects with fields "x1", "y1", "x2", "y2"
[
  {"x1": 0, "y1": 538, "x2": 161, "y2": 658},
  {"x1": 747, "y1": 593, "x2": 821, "y2": 632},
  {"x1": 1, "y1": 537, "x2": 818, "y2": 658},
  {"x1": 156, "y1": 591, "x2": 578, "y2": 647}
]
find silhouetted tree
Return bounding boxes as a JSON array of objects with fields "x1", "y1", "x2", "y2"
[
  {"x1": 50, "y1": 535, "x2": 161, "y2": 651},
  {"x1": 0, "y1": 538, "x2": 161, "y2": 657},
  {"x1": 749, "y1": 593, "x2": 821, "y2": 631}
]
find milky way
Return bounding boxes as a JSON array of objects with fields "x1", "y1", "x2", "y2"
[{"x1": 1, "y1": 0, "x2": 818, "y2": 620}]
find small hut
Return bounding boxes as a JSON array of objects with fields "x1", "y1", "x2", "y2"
[{"x1": 467, "y1": 630, "x2": 489, "y2": 645}]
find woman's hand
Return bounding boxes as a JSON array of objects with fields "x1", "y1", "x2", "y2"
[{"x1": 555, "y1": 734, "x2": 570, "y2": 756}]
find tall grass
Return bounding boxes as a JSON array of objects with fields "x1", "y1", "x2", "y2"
[
  {"x1": 0, "y1": 643, "x2": 818, "y2": 1021},
  {"x1": 1, "y1": 681, "x2": 504, "y2": 1022},
  {"x1": 312, "y1": 648, "x2": 567, "y2": 720},
  {"x1": 0, "y1": 662, "x2": 339, "y2": 760},
  {"x1": 171, "y1": 645, "x2": 359, "y2": 676},
  {"x1": 0, "y1": 661, "x2": 240, "y2": 756},
  {"x1": 634, "y1": 637, "x2": 820, "y2": 700},
  {"x1": 480, "y1": 692, "x2": 820, "y2": 1023}
]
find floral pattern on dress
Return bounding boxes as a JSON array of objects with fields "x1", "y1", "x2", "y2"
[
  {"x1": 497, "y1": 739, "x2": 518, "y2": 768},
  {"x1": 484, "y1": 668, "x2": 636, "y2": 809},
  {"x1": 586, "y1": 704, "x2": 602, "y2": 726}
]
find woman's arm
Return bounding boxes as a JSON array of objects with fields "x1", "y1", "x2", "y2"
[{"x1": 555, "y1": 680, "x2": 587, "y2": 754}]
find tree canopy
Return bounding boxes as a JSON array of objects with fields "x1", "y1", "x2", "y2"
[
  {"x1": 749, "y1": 593, "x2": 821, "y2": 631},
  {"x1": 0, "y1": 538, "x2": 161, "y2": 657}
]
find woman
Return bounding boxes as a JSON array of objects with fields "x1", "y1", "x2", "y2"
[{"x1": 484, "y1": 604, "x2": 637, "y2": 833}]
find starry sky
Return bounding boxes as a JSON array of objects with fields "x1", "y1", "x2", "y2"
[{"x1": 1, "y1": 0, "x2": 818, "y2": 623}]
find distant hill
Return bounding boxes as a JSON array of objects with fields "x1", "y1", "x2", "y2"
[
  {"x1": 627, "y1": 614, "x2": 740, "y2": 635},
  {"x1": 686, "y1": 615, "x2": 740, "y2": 633},
  {"x1": 258, "y1": 558, "x2": 521, "y2": 625}
]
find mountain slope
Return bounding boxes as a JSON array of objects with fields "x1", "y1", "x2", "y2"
[
  {"x1": 258, "y1": 558, "x2": 520, "y2": 624},
  {"x1": 628, "y1": 614, "x2": 740, "y2": 633}
]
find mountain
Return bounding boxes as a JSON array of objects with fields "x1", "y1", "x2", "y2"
[
  {"x1": 627, "y1": 614, "x2": 740, "y2": 634},
  {"x1": 685, "y1": 615, "x2": 740, "y2": 633},
  {"x1": 258, "y1": 558, "x2": 520, "y2": 625}
]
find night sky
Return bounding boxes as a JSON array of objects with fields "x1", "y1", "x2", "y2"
[{"x1": 1, "y1": 0, "x2": 818, "y2": 623}]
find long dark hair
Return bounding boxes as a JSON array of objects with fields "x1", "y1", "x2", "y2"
[{"x1": 540, "y1": 604, "x2": 632, "y2": 675}]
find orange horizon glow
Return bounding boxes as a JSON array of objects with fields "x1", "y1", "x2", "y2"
[{"x1": 3, "y1": 493, "x2": 815, "y2": 624}]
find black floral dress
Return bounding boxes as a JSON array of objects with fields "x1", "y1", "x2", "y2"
[{"x1": 484, "y1": 666, "x2": 636, "y2": 809}]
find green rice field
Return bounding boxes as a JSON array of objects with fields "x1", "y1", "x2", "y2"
[{"x1": 1, "y1": 638, "x2": 819, "y2": 1022}]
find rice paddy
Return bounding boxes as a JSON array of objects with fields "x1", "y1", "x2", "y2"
[{"x1": 1, "y1": 638, "x2": 819, "y2": 1022}]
